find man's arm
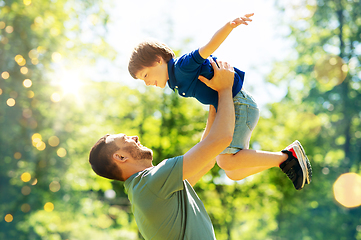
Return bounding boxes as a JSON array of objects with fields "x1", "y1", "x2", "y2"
[
  {"x1": 198, "y1": 13, "x2": 254, "y2": 59},
  {"x1": 183, "y1": 59, "x2": 235, "y2": 181},
  {"x1": 186, "y1": 105, "x2": 216, "y2": 186}
]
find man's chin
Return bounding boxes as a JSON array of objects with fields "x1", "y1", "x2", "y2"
[{"x1": 141, "y1": 148, "x2": 153, "y2": 160}]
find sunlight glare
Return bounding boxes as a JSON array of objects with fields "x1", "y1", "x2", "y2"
[
  {"x1": 57, "y1": 69, "x2": 84, "y2": 101},
  {"x1": 333, "y1": 172, "x2": 361, "y2": 208}
]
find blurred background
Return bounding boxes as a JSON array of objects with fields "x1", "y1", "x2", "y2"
[{"x1": 1, "y1": 0, "x2": 361, "y2": 239}]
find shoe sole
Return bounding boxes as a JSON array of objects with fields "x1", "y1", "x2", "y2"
[{"x1": 294, "y1": 140, "x2": 312, "y2": 184}]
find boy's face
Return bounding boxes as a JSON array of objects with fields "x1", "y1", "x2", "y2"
[{"x1": 135, "y1": 58, "x2": 168, "y2": 88}]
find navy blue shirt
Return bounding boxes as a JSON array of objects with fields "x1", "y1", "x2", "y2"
[{"x1": 167, "y1": 49, "x2": 245, "y2": 110}]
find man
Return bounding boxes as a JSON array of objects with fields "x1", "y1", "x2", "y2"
[{"x1": 89, "y1": 59, "x2": 310, "y2": 239}]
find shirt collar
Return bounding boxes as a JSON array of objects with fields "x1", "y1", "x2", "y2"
[{"x1": 167, "y1": 58, "x2": 176, "y2": 91}]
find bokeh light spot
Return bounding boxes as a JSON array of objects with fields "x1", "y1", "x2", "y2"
[
  {"x1": 21, "y1": 186, "x2": 31, "y2": 195},
  {"x1": 322, "y1": 167, "x2": 330, "y2": 175},
  {"x1": 31, "y1": 58, "x2": 39, "y2": 65},
  {"x1": 36, "y1": 141, "x2": 46, "y2": 151},
  {"x1": 23, "y1": 79, "x2": 32, "y2": 88},
  {"x1": 28, "y1": 49, "x2": 38, "y2": 59},
  {"x1": 15, "y1": 55, "x2": 26, "y2": 66},
  {"x1": 1, "y1": 71, "x2": 10, "y2": 79},
  {"x1": 1, "y1": 37, "x2": 8, "y2": 44},
  {"x1": 0, "y1": 88, "x2": 2, "y2": 95},
  {"x1": 49, "y1": 181, "x2": 61, "y2": 192},
  {"x1": 310, "y1": 201, "x2": 319, "y2": 208},
  {"x1": 14, "y1": 152, "x2": 22, "y2": 159},
  {"x1": 51, "y1": 92, "x2": 61, "y2": 102},
  {"x1": 57, "y1": 148, "x2": 67, "y2": 158},
  {"x1": 97, "y1": 214, "x2": 113, "y2": 229},
  {"x1": 7, "y1": 98, "x2": 16, "y2": 107},
  {"x1": 21, "y1": 172, "x2": 31, "y2": 182},
  {"x1": 21, "y1": 203, "x2": 31, "y2": 213},
  {"x1": 333, "y1": 172, "x2": 361, "y2": 208},
  {"x1": 48, "y1": 136, "x2": 60, "y2": 147},
  {"x1": 32, "y1": 133, "x2": 42, "y2": 144},
  {"x1": 23, "y1": 0, "x2": 31, "y2": 6},
  {"x1": 27, "y1": 90, "x2": 34, "y2": 98},
  {"x1": 104, "y1": 189, "x2": 116, "y2": 199},
  {"x1": 44, "y1": 202, "x2": 54, "y2": 212},
  {"x1": 0, "y1": 21, "x2": 5, "y2": 29},
  {"x1": 314, "y1": 55, "x2": 348, "y2": 91},
  {"x1": 20, "y1": 67, "x2": 28, "y2": 74},
  {"x1": 34, "y1": 16, "x2": 43, "y2": 27},
  {"x1": 52, "y1": 52, "x2": 62, "y2": 62},
  {"x1": 4, "y1": 214, "x2": 13, "y2": 223},
  {"x1": 31, "y1": 178, "x2": 38, "y2": 185},
  {"x1": 37, "y1": 46, "x2": 46, "y2": 53},
  {"x1": 5, "y1": 25, "x2": 13, "y2": 33}
]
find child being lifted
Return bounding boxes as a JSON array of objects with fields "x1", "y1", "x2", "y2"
[{"x1": 128, "y1": 13, "x2": 312, "y2": 190}]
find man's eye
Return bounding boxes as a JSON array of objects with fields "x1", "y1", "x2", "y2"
[{"x1": 144, "y1": 74, "x2": 147, "y2": 78}]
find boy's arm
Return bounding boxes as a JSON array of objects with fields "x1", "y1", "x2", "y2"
[
  {"x1": 198, "y1": 13, "x2": 254, "y2": 59},
  {"x1": 186, "y1": 105, "x2": 217, "y2": 186},
  {"x1": 183, "y1": 59, "x2": 235, "y2": 181}
]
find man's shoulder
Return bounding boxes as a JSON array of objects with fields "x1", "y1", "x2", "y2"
[{"x1": 153, "y1": 155, "x2": 183, "y2": 171}]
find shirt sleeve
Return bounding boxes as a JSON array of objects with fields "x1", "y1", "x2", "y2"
[
  {"x1": 176, "y1": 49, "x2": 206, "y2": 73},
  {"x1": 144, "y1": 156, "x2": 184, "y2": 199}
]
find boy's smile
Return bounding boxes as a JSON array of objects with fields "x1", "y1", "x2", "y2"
[{"x1": 136, "y1": 58, "x2": 169, "y2": 88}]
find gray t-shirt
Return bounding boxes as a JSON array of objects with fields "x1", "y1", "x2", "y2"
[{"x1": 124, "y1": 156, "x2": 216, "y2": 240}]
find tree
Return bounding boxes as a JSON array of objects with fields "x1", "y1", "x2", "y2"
[{"x1": 249, "y1": 0, "x2": 361, "y2": 239}]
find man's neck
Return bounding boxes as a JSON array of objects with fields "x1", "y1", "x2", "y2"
[{"x1": 123, "y1": 162, "x2": 153, "y2": 180}]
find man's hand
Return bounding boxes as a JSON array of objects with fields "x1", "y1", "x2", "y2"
[
  {"x1": 229, "y1": 13, "x2": 254, "y2": 28},
  {"x1": 198, "y1": 58, "x2": 234, "y2": 92}
]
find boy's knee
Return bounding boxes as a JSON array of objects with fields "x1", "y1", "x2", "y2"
[
  {"x1": 216, "y1": 155, "x2": 233, "y2": 171},
  {"x1": 224, "y1": 171, "x2": 240, "y2": 181}
]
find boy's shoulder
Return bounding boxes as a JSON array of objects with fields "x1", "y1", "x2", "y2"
[{"x1": 174, "y1": 49, "x2": 206, "y2": 68}]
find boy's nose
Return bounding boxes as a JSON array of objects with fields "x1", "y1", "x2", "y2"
[{"x1": 145, "y1": 81, "x2": 153, "y2": 86}]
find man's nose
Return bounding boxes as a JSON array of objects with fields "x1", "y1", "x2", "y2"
[{"x1": 131, "y1": 136, "x2": 139, "y2": 142}]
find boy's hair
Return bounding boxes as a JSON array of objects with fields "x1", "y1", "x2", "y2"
[
  {"x1": 89, "y1": 134, "x2": 124, "y2": 181},
  {"x1": 128, "y1": 39, "x2": 175, "y2": 79}
]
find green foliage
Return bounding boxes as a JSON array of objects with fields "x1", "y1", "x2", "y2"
[
  {"x1": 2, "y1": 0, "x2": 361, "y2": 239},
  {"x1": 256, "y1": 0, "x2": 361, "y2": 239}
]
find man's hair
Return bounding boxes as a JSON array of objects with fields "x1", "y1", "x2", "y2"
[
  {"x1": 128, "y1": 39, "x2": 175, "y2": 79},
  {"x1": 89, "y1": 134, "x2": 124, "y2": 181}
]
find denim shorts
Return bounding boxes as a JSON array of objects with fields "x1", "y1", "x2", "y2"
[{"x1": 220, "y1": 89, "x2": 260, "y2": 154}]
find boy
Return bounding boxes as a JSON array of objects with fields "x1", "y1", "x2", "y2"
[{"x1": 128, "y1": 14, "x2": 312, "y2": 190}]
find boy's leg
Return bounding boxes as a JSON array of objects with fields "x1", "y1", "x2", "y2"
[
  {"x1": 217, "y1": 141, "x2": 312, "y2": 190},
  {"x1": 224, "y1": 166, "x2": 273, "y2": 181},
  {"x1": 216, "y1": 149, "x2": 287, "y2": 171}
]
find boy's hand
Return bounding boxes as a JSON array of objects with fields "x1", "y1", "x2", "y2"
[
  {"x1": 230, "y1": 13, "x2": 254, "y2": 28},
  {"x1": 198, "y1": 58, "x2": 234, "y2": 92}
]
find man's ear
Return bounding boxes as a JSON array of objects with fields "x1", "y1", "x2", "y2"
[{"x1": 113, "y1": 153, "x2": 128, "y2": 163}]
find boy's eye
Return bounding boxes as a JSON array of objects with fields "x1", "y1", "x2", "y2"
[{"x1": 144, "y1": 74, "x2": 147, "y2": 78}]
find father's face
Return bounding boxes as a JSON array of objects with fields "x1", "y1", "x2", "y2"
[{"x1": 111, "y1": 134, "x2": 153, "y2": 161}]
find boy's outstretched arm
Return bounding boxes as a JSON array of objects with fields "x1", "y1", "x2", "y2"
[{"x1": 198, "y1": 13, "x2": 254, "y2": 59}]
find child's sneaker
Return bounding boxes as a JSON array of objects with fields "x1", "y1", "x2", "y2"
[{"x1": 280, "y1": 140, "x2": 312, "y2": 190}]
